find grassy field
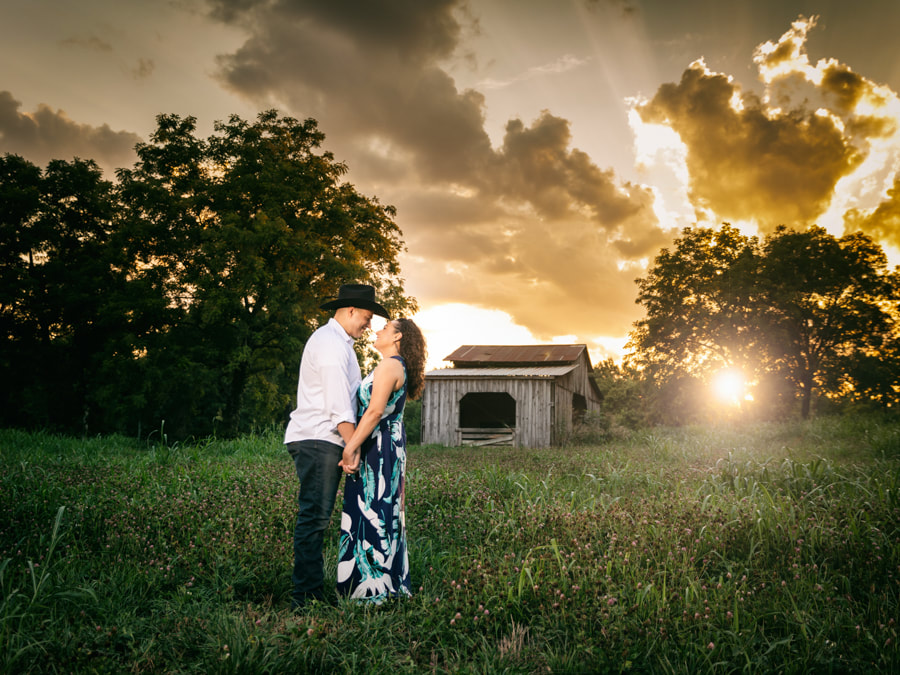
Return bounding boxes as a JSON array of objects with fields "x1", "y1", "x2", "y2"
[{"x1": 1, "y1": 416, "x2": 898, "y2": 674}]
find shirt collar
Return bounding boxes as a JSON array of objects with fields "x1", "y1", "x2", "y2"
[{"x1": 327, "y1": 317, "x2": 355, "y2": 345}]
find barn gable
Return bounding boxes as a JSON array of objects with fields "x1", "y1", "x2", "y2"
[{"x1": 421, "y1": 344, "x2": 602, "y2": 447}]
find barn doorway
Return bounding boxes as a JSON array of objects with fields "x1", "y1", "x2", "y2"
[
  {"x1": 458, "y1": 392, "x2": 516, "y2": 446},
  {"x1": 460, "y1": 392, "x2": 516, "y2": 428},
  {"x1": 572, "y1": 393, "x2": 587, "y2": 425}
]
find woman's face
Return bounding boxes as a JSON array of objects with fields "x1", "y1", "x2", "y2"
[{"x1": 374, "y1": 320, "x2": 401, "y2": 352}]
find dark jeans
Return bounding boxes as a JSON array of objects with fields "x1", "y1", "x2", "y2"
[{"x1": 287, "y1": 439, "x2": 343, "y2": 606}]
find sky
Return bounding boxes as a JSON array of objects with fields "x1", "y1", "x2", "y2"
[{"x1": 4, "y1": 0, "x2": 900, "y2": 371}]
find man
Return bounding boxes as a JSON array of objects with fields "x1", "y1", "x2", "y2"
[{"x1": 285, "y1": 283, "x2": 390, "y2": 610}]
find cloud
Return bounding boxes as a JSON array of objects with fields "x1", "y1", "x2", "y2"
[
  {"x1": 636, "y1": 59, "x2": 862, "y2": 231},
  {"x1": 489, "y1": 112, "x2": 659, "y2": 241},
  {"x1": 211, "y1": 0, "x2": 492, "y2": 183},
  {"x1": 0, "y1": 91, "x2": 140, "y2": 174},
  {"x1": 635, "y1": 15, "x2": 900, "y2": 238},
  {"x1": 131, "y1": 57, "x2": 155, "y2": 80},
  {"x1": 843, "y1": 174, "x2": 900, "y2": 250},
  {"x1": 60, "y1": 35, "x2": 114, "y2": 52},
  {"x1": 205, "y1": 0, "x2": 665, "y2": 339},
  {"x1": 477, "y1": 54, "x2": 589, "y2": 91}
]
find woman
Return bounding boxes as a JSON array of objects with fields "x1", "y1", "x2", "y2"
[{"x1": 336, "y1": 317, "x2": 426, "y2": 602}]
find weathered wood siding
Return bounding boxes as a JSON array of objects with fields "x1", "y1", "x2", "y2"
[
  {"x1": 421, "y1": 347, "x2": 604, "y2": 447},
  {"x1": 550, "y1": 357, "x2": 603, "y2": 442},
  {"x1": 421, "y1": 377, "x2": 554, "y2": 447}
]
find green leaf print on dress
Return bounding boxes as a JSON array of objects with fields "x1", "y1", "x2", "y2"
[{"x1": 336, "y1": 356, "x2": 411, "y2": 603}]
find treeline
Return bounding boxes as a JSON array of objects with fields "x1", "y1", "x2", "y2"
[
  {"x1": 5, "y1": 111, "x2": 899, "y2": 440},
  {"x1": 596, "y1": 224, "x2": 900, "y2": 427},
  {"x1": 0, "y1": 111, "x2": 414, "y2": 440}
]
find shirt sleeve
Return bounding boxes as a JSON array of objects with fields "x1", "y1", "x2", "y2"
[{"x1": 316, "y1": 338, "x2": 358, "y2": 432}]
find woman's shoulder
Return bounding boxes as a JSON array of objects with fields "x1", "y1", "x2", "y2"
[
  {"x1": 377, "y1": 355, "x2": 405, "y2": 373},
  {"x1": 373, "y1": 354, "x2": 405, "y2": 386}
]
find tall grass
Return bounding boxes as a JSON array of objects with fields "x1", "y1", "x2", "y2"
[{"x1": 1, "y1": 418, "x2": 898, "y2": 673}]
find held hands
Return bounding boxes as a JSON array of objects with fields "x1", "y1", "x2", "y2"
[{"x1": 339, "y1": 446, "x2": 361, "y2": 475}]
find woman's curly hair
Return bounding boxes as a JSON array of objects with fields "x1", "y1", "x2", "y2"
[{"x1": 395, "y1": 317, "x2": 427, "y2": 400}]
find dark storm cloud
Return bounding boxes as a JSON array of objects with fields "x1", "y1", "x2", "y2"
[
  {"x1": 491, "y1": 112, "x2": 660, "y2": 243},
  {"x1": 204, "y1": 0, "x2": 664, "y2": 338},
  {"x1": 637, "y1": 62, "x2": 863, "y2": 231},
  {"x1": 0, "y1": 91, "x2": 140, "y2": 174},
  {"x1": 211, "y1": 0, "x2": 492, "y2": 183},
  {"x1": 205, "y1": 0, "x2": 658, "y2": 221}
]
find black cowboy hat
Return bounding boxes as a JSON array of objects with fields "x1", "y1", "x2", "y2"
[{"x1": 319, "y1": 283, "x2": 390, "y2": 318}]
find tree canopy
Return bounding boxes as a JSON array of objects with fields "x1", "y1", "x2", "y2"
[
  {"x1": 0, "y1": 111, "x2": 415, "y2": 439},
  {"x1": 628, "y1": 224, "x2": 900, "y2": 422}
]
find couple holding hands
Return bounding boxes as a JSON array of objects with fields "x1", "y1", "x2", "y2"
[{"x1": 284, "y1": 284, "x2": 427, "y2": 610}]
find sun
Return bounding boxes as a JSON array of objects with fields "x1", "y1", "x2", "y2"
[{"x1": 711, "y1": 369, "x2": 746, "y2": 406}]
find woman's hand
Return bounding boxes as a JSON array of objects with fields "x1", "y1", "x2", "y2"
[
  {"x1": 339, "y1": 446, "x2": 361, "y2": 474},
  {"x1": 338, "y1": 357, "x2": 404, "y2": 477}
]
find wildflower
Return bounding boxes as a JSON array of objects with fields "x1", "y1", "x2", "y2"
[{"x1": 707, "y1": 642, "x2": 715, "y2": 650}]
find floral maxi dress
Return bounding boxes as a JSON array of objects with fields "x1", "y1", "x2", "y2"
[{"x1": 336, "y1": 355, "x2": 411, "y2": 602}]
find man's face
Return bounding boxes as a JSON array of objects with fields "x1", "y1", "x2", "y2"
[{"x1": 346, "y1": 307, "x2": 374, "y2": 339}]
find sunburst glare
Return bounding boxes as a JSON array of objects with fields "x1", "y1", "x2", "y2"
[{"x1": 711, "y1": 369, "x2": 749, "y2": 406}]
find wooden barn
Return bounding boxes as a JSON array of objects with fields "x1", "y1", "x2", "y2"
[{"x1": 421, "y1": 344, "x2": 603, "y2": 447}]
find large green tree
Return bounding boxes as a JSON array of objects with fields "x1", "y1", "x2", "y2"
[
  {"x1": 0, "y1": 155, "x2": 125, "y2": 431},
  {"x1": 758, "y1": 226, "x2": 899, "y2": 418},
  {"x1": 629, "y1": 224, "x2": 900, "y2": 421},
  {"x1": 115, "y1": 110, "x2": 414, "y2": 437},
  {"x1": 628, "y1": 224, "x2": 768, "y2": 423},
  {"x1": 0, "y1": 110, "x2": 415, "y2": 438}
]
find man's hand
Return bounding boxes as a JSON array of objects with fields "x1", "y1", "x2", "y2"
[{"x1": 339, "y1": 447, "x2": 361, "y2": 474}]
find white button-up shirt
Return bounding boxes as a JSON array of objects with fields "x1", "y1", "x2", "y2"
[{"x1": 284, "y1": 318, "x2": 361, "y2": 446}]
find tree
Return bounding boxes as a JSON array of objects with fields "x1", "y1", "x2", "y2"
[
  {"x1": 758, "y1": 226, "x2": 899, "y2": 418},
  {"x1": 0, "y1": 154, "x2": 43, "y2": 426},
  {"x1": 0, "y1": 155, "x2": 124, "y2": 431},
  {"x1": 590, "y1": 358, "x2": 649, "y2": 430},
  {"x1": 115, "y1": 110, "x2": 414, "y2": 437},
  {"x1": 1, "y1": 110, "x2": 416, "y2": 439},
  {"x1": 629, "y1": 223, "x2": 900, "y2": 421},
  {"x1": 628, "y1": 224, "x2": 767, "y2": 422}
]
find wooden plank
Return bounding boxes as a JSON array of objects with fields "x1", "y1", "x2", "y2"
[
  {"x1": 457, "y1": 427, "x2": 514, "y2": 434},
  {"x1": 464, "y1": 435, "x2": 514, "y2": 447},
  {"x1": 458, "y1": 426, "x2": 515, "y2": 447}
]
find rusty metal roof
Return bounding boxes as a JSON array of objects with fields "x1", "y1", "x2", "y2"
[
  {"x1": 444, "y1": 344, "x2": 588, "y2": 365},
  {"x1": 426, "y1": 365, "x2": 578, "y2": 379}
]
